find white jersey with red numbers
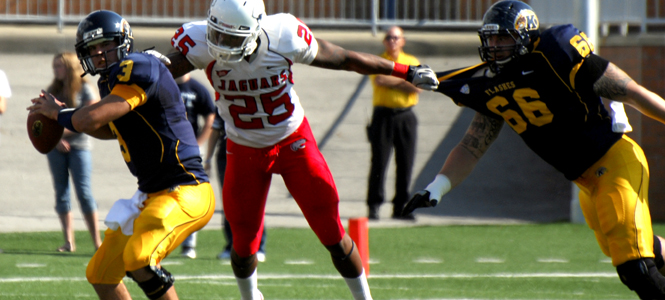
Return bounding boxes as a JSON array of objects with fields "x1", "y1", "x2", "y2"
[{"x1": 171, "y1": 14, "x2": 319, "y2": 148}]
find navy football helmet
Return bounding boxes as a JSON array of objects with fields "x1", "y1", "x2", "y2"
[
  {"x1": 75, "y1": 10, "x2": 134, "y2": 76},
  {"x1": 478, "y1": 0, "x2": 540, "y2": 72}
]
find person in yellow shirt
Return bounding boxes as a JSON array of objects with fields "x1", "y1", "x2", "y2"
[{"x1": 367, "y1": 26, "x2": 422, "y2": 220}]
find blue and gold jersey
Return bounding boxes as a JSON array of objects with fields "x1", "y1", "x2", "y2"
[
  {"x1": 98, "y1": 53, "x2": 208, "y2": 192},
  {"x1": 436, "y1": 25, "x2": 622, "y2": 180}
]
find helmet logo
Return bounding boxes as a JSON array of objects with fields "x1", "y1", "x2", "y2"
[
  {"x1": 121, "y1": 19, "x2": 132, "y2": 38},
  {"x1": 514, "y1": 10, "x2": 539, "y2": 31}
]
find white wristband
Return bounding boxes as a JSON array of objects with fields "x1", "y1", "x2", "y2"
[{"x1": 425, "y1": 174, "x2": 452, "y2": 200}]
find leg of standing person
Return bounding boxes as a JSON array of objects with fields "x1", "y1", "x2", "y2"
[
  {"x1": 217, "y1": 134, "x2": 234, "y2": 259},
  {"x1": 216, "y1": 134, "x2": 268, "y2": 262},
  {"x1": 224, "y1": 119, "x2": 370, "y2": 299},
  {"x1": 47, "y1": 149, "x2": 76, "y2": 252},
  {"x1": 575, "y1": 136, "x2": 665, "y2": 298},
  {"x1": 181, "y1": 231, "x2": 198, "y2": 259},
  {"x1": 367, "y1": 107, "x2": 393, "y2": 220},
  {"x1": 279, "y1": 120, "x2": 371, "y2": 299},
  {"x1": 69, "y1": 148, "x2": 102, "y2": 250},
  {"x1": 223, "y1": 138, "x2": 271, "y2": 300},
  {"x1": 87, "y1": 184, "x2": 215, "y2": 300},
  {"x1": 391, "y1": 109, "x2": 417, "y2": 220}
]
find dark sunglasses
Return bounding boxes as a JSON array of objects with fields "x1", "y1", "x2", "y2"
[{"x1": 384, "y1": 35, "x2": 401, "y2": 41}]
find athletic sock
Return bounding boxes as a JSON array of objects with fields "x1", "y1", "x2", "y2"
[
  {"x1": 236, "y1": 269, "x2": 262, "y2": 300},
  {"x1": 343, "y1": 269, "x2": 373, "y2": 300}
]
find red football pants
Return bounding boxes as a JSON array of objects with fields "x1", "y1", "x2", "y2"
[{"x1": 223, "y1": 118, "x2": 345, "y2": 257}]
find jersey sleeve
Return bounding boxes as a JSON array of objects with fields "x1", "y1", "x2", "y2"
[
  {"x1": 108, "y1": 54, "x2": 157, "y2": 109},
  {"x1": 537, "y1": 25, "x2": 598, "y2": 91},
  {"x1": 171, "y1": 21, "x2": 214, "y2": 70},
  {"x1": 263, "y1": 14, "x2": 319, "y2": 65}
]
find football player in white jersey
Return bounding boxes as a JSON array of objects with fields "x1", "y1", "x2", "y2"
[{"x1": 167, "y1": 0, "x2": 438, "y2": 299}]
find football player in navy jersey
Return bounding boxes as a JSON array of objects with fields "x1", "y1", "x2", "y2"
[
  {"x1": 404, "y1": 1, "x2": 665, "y2": 298},
  {"x1": 28, "y1": 10, "x2": 215, "y2": 300}
]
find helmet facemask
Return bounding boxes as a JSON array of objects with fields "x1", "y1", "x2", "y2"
[
  {"x1": 478, "y1": 27, "x2": 528, "y2": 73},
  {"x1": 206, "y1": 19, "x2": 260, "y2": 64},
  {"x1": 77, "y1": 37, "x2": 132, "y2": 76},
  {"x1": 74, "y1": 11, "x2": 134, "y2": 76},
  {"x1": 477, "y1": 1, "x2": 540, "y2": 73}
]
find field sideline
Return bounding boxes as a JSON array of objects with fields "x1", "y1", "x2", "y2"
[{"x1": 0, "y1": 224, "x2": 651, "y2": 299}]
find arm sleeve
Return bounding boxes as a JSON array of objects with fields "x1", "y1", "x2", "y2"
[{"x1": 574, "y1": 53, "x2": 610, "y2": 90}]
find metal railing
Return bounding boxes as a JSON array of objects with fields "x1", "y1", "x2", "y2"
[
  {"x1": 1, "y1": 0, "x2": 664, "y2": 36},
  {"x1": 0, "y1": 0, "x2": 495, "y2": 33}
]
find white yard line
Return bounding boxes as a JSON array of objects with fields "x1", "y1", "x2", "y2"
[{"x1": 0, "y1": 271, "x2": 619, "y2": 283}]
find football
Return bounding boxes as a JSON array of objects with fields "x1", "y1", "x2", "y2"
[{"x1": 27, "y1": 112, "x2": 63, "y2": 154}]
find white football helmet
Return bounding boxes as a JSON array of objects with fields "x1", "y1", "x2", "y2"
[{"x1": 207, "y1": 0, "x2": 265, "y2": 64}]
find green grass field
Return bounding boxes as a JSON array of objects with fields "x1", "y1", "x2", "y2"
[{"x1": 1, "y1": 223, "x2": 658, "y2": 299}]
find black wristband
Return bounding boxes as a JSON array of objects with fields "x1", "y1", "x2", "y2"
[{"x1": 57, "y1": 108, "x2": 80, "y2": 133}]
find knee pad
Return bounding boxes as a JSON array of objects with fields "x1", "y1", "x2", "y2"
[
  {"x1": 616, "y1": 258, "x2": 665, "y2": 299},
  {"x1": 653, "y1": 235, "x2": 664, "y2": 270},
  {"x1": 126, "y1": 266, "x2": 174, "y2": 300}
]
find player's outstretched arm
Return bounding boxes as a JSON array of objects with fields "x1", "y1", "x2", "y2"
[
  {"x1": 403, "y1": 112, "x2": 503, "y2": 215},
  {"x1": 594, "y1": 62, "x2": 665, "y2": 125},
  {"x1": 310, "y1": 38, "x2": 393, "y2": 74},
  {"x1": 164, "y1": 51, "x2": 196, "y2": 79},
  {"x1": 310, "y1": 38, "x2": 438, "y2": 90}
]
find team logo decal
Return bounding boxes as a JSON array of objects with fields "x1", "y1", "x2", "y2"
[
  {"x1": 514, "y1": 9, "x2": 539, "y2": 31},
  {"x1": 31, "y1": 120, "x2": 44, "y2": 137},
  {"x1": 290, "y1": 139, "x2": 306, "y2": 151},
  {"x1": 217, "y1": 70, "x2": 231, "y2": 77},
  {"x1": 595, "y1": 167, "x2": 607, "y2": 177},
  {"x1": 460, "y1": 84, "x2": 470, "y2": 95},
  {"x1": 120, "y1": 19, "x2": 131, "y2": 36}
]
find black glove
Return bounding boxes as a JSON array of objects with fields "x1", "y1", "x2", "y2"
[
  {"x1": 405, "y1": 65, "x2": 439, "y2": 90},
  {"x1": 402, "y1": 190, "x2": 438, "y2": 216}
]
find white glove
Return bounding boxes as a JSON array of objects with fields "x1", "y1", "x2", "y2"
[
  {"x1": 402, "y1": 174, "x2": 451, "y2": 216},
  {"x1": 143, "y1": 49, "x2": 171, "y2": 65},
  {"x1": 407, "y1": 65, "x2": 439, "y2": 90}
]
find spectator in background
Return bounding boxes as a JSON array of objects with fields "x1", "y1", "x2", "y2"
[
  {"x1": 203, "y1": 111, "x2": 267, "y2": 262},
  {"x1": 176, "y1": 72, "x2": 216, "y2": 259},
  {"x1": 0, "y1": 69, "x2": 11, "y2": 144},
  {"x1": 45, "y1": 52, "x2": 102, "y2": 252},
  {"x1": 366, "y1": 26, "x2": 422, "y2": 221}
]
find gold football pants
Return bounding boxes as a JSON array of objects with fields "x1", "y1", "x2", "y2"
[
  {"x1": 574, "y1": 135, "x2": 653, "y2": 266},
  {"x1": 86, "y1": 183, "x2": 215, "y2": 284}
]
